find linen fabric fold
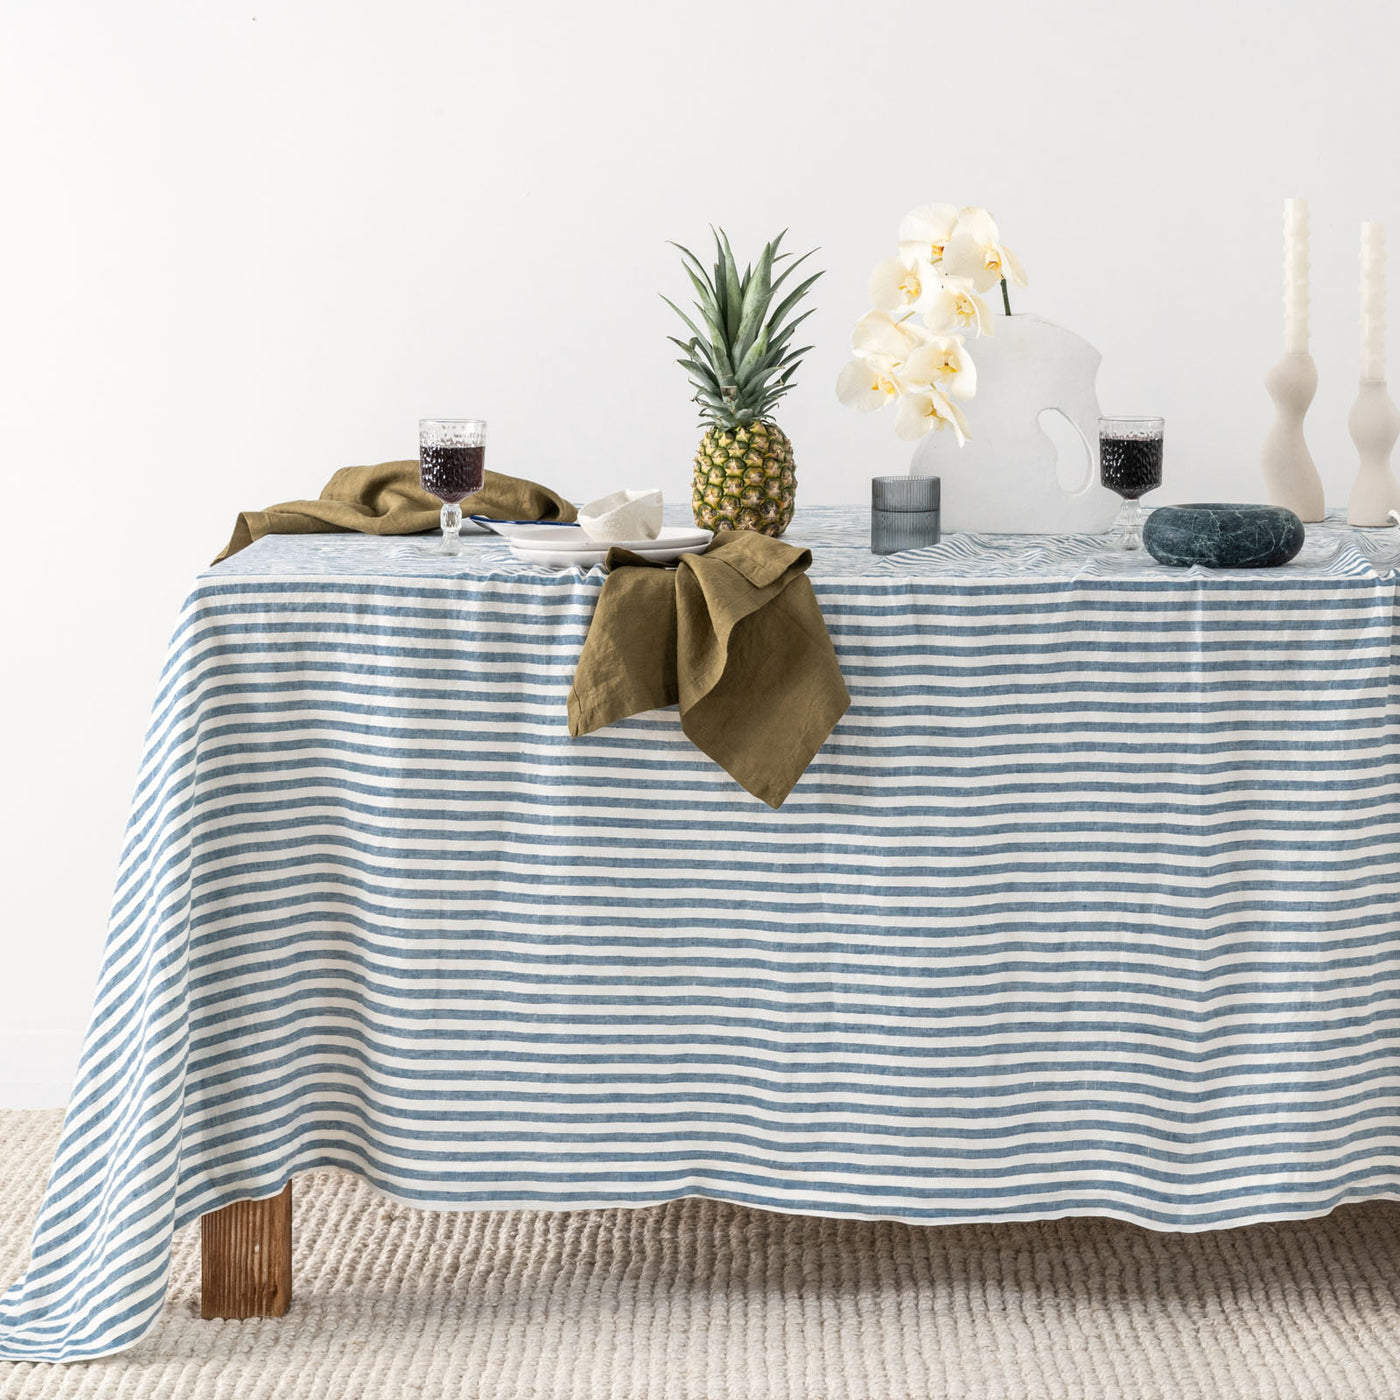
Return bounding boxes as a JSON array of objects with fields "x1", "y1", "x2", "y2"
[
  {"x1": 215, "y1": 459, "x2": 576, "y2": 562},
  {"x1": 567, "y1": 530, "x2": 851, "y2": 807}
]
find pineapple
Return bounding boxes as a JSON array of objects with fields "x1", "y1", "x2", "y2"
[{"x1": 665, "y1": 229, "x2": 821, "y2": 536}]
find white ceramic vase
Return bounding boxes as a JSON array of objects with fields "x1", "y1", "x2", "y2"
[
  {"x1": 1260, "y1": 351, "x2": 1326, "y2": 523},
  {"x1": 909, "y1": 312, "x2": 1120, "y2": 534},
  {"x1": 1346, "y1": 379, "x2": 1400, "y2": 526}
]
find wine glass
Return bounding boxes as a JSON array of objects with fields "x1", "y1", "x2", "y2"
[
  {"x1": 419, "y1": 418, "x2": 486, "y2": 555},
  {"x1": 1099, "y1": 416, "x2": 1163, "y2": 551}
]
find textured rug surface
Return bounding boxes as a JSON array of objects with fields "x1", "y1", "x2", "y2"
[{"x1": 2, "y1": 1109, "x2": 1399, "y2": 1400}]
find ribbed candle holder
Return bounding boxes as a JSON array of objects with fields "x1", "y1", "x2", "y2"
[{"x1": 871, "y1": 475, "x2": 941, "y2": 554}]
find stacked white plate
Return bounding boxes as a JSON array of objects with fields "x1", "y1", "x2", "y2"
[{"x1": 476, "y1": 520, "x2": 713, "y2": 569}]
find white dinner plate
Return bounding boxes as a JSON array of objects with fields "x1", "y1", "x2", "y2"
[
  {"x1": 508, "y1": 525, "x2": 713, "y2": 568},
  {"x1": 469, "y1": 517, "x2": 579, "y2": 541}
]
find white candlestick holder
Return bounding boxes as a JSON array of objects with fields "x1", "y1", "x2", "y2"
[
  {"x1": 1261, "y1": 352, "x2": 1326, "y2": 523},
  {"x1": 1347, "y1": 379, "x2": 1400, "y2": 526}
]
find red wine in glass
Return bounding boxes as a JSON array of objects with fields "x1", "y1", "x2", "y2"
[
  {"x1": 418, "y1": 419, "x2": 486, "y2": 554},
  {"x1": 420, "y1": 443, "x2": 485, "y2": 503},
  {"x1": 1099, "y1": 416, "x2": 1163, "y2": 550}
]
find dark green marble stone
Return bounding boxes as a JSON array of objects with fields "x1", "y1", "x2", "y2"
[{"x1": 1143, "y1": 503, "x2": 1305, "y2": 568}]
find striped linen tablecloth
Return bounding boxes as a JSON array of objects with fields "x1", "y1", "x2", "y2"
[{"x1": 4, "y1": 507, "x2": 1400, "y2": 1361}]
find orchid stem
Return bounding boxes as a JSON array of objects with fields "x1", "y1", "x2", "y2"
[{"x1": 1000, "y1": 278, "x2": 1012, "y2": 316}]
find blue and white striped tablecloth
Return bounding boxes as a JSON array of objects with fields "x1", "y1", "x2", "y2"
[{"x1": 4, "y1": 507, "x2": 1400, "y2": 1361}]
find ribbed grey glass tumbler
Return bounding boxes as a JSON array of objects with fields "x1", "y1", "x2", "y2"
[{"x1": 871, "y1": 475, "x2": 941, "y2": 554}]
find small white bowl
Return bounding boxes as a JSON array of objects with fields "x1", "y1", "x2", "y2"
[{"x1": 577, "y1": 489, "x2": 664, "y2": 543}]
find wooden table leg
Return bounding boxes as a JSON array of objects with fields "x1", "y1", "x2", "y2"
[{"x1": 201, "y1": 1181, "x2": 293, "y2": 1319}]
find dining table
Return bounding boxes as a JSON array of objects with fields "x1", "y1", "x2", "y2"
[{"x1": 2, "y1": 506, "x2": 1398, "y2": 1362}]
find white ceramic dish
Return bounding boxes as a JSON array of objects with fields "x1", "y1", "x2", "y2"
[{"x1": 508, "y1": 524, "x2": 712, "y2": 569}]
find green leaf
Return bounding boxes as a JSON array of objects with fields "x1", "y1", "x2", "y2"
[
  {"x1": 770, "y1": 306, "x2": 817, "y2": 345},
  {"x1": 768, "y1": 245, "x2": 816, "y2": 298},
  {"x1": 671, "y1": 335, "x2": 720, "y2": 373},
  {"x1": 758, "y1": 309, "x2": 815, "y2": 369},
  {"x1": 708, "y1": 230, "x2": 730, "y2": 336},
  {"x1": 681, "y1": 263, "x2": 718, "y2": 317},
  {"x1": 676, "y1": 357, "x2": 720, "y2": 387},
  {"x1": 703, "y1": 314, "x2": 736, "y2": 378},
  {"x1": 750, "y1": 345, "x2": 814, "y2": 410},
  {"x1": 661, "y1": 295, "x2": 710, "y2": 347},
  {"x1": 756, "y1": 374, "x2": 802, "y2": 409},
  {"x1": 762, "y1": 346, "x2": 813, "y2": 386},
  {"x1": 732, "y1": 239, "x2": 776, "y2": 363},
  {"x1": 665, "y1": 292, "x2": 732, "y2": 376},
  {"x1": 735, "y1": 324, "x2": 771, "y2": 380},
  {"x1": 717, "y1": 228, "x2": 743, "y2": 341},
  {"x1": 764, "y1": 272, "x2": 823, "y2": 341},
  {"x1": 668, "y1": 242, "x2": 716, "y2": 301},
  {"x1": 731, "y1": 319, "x2": 815, "y2": 397}
]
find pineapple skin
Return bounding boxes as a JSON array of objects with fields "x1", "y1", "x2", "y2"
[{"x1": 691, "y1": 420, "x2": 797, "y2": 537}]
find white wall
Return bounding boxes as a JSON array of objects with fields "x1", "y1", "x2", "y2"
[{"x1": 2, "y1": 0, "x2": 1396, "y2": 1104}]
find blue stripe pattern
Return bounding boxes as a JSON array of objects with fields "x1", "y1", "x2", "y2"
[{"x1": 3, "y1": 507, "x2": 1399, "y2": 1361}]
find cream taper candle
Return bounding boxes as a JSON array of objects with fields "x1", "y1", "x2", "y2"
[
  {"x1": 1361, "y1": 221, "x2": 1385, "y2": 382},
  {"x1": 1284, "y1": 198, "x2": 1309, "y2": 354}
]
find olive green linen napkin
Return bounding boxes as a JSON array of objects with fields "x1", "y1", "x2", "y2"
[
  {"x1": 567, "y1": 531, "x2": 851, "y2": 809},
  {"x1": 214, "y1": 459, "x2": 577, "y2": 563}
]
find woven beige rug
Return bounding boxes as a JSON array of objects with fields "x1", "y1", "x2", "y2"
[{"x1": 2, "y1": 1110, "x2": 1399, "y2": 1399}]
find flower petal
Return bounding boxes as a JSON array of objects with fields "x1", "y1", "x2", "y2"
[
  {"x1": 944, "y1": 397, "x2": 971, "y2": 444},
  {"x1": 919, "y1": 287, "x2": 960, "y2": 335},
  {"x1": 920, "y1": 276, "x2": 995, "y2": 336},
  {"x1": 898, "y1": 203, "x2": 959, "y2": 265},
  {"x1": 894, "y1": 393, "x2": 937, "y2": 440},
  {"x1": 900, "y1": 344, "x2": 943, "y2": 389},
  {"x1": 892, "y1": 385, "x2": 970, "y2": 444},
  {"x1": 902, "y1": 336, "x2": 977, "y2": 400},
  {"x1": 836, "y1": 358, "x2": 897, "y2": 412},
  {"x1": 868, "y1": 256, "x2": 921, "y2": 311},
  {"x1": 951, "y1": 206, "x2": 999, "y2": 244},
  {"x1": 941, "y1": 232, "x2": 1000, "y2": 292},
  {"x1": 852, "y1": 310, "x2": 922, "y2": 366}
]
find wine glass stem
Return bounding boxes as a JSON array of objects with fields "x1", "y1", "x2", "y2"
[
  {"x1": 1116, "y1": 497, "x2": 1145, "y2": 550},
  {"x1": 440, "y1": 502, "x2": 463, "y2": 554}
]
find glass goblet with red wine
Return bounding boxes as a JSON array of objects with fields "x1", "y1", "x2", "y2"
[
  {"x1": 419, "y1": 418, "x2": 486, "y2": 555},
  {"x1": 1099, "y1": 415, "x2": 1164, "y2": 551}
]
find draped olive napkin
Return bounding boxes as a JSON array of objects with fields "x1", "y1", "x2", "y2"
[
  {"x1": 214, "y1": 459, "x2": 576, "y2": 563},
  {"x1": 568, "y1": 531, "x2": 850, "y2": 809}
]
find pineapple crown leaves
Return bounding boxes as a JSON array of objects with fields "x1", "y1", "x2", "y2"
[{"x1": 663, "y1": 227, "x2": 822, "y2": 432}]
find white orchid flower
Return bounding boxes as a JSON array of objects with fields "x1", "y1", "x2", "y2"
[
  {"x1": 836, "y1": 358, "x2": 901, "y2": 412},
  {"x1": 941, "y1": 207, "x2": 1027, "y2": 293},
  {"x1": 893, "y1": 386, "x2": 970, "y2": 444},
  {"x1": 850, "y1": 309, "x2": 929, "y2": 372},
  {"x1": 901, "y1": 336, "x2": 977, "y2": 401},
  {"x1": 898, "y1": 204, "x2": 959, "y2": 268},
  {"x1": 919, "y1": 275, "x2": 995, "y2": 337},
  {"x1": 868, "y1": 256, "x2": 935, "y2": 313}
]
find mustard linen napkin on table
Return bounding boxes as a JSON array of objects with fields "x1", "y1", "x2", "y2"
[
  {"x1": 567, "y1": 530, "x2": 851, "y2": 809},
  {"x1": 214, "y1": 459, "x2": 577, "y2": 563}
]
